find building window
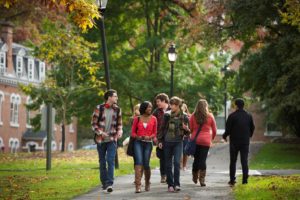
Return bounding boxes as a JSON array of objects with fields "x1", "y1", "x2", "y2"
[
  {"x1": 26, "y1": 97, "x2": 32, "y2": 128},
  {"x1": 68, "y1": 142, "x2": 74, "y2": 151},
  {"x1": 16, "y1": 56, "x2": 23, "y2": 77},
  {"x1": 0, "y1": 91, "x2": 4, "y2": 125},
  {"x1": 39, "y1": 62, "x2": 45, "y2": 81},
  {"x1": 9, "y1": 138, "x2": 19, "y2": 153},
  {"x1": 0, "y1": 52, "x2": 5, "y2": 74},
  {"x1": 69, "y1": 117, "x2": 74, "y2": 133},
  {"x1": 28, "y1": 58, "x2": 34, "y2": 81},
  {"x1": 10, "y1": 94, "x2": 21, "y2": 127}
]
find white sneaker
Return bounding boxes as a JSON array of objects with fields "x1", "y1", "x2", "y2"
[{"x1": 107, "y1": 185, "x2": 113, "y2": 193}]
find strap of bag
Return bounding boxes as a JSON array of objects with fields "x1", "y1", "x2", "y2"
[{"x1": 192, "y1": 124, "x2": 203, "y2": 142}]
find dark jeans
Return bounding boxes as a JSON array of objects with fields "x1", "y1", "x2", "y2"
[
  {"x1": 230, "y1": 143, "x2": 249, "y2": 182},
  {"x1": 182, "y1": 136, "x2": 189, "y2": 155},
  {"x1": 192, "y1": 145, "x2": 210, "y2": 171},
  {"x1": 133, "y1": 140, "x2": 153, "y2": 170},
  {"x1": 97, "y1": 141, "x2": 117, "y2": 188},
  {"x1": 159, "y1": 148, "x2": 166, "y2": 176},
  {"x1": 164, "y1": 141, "x2": 182, "y2": 187}
]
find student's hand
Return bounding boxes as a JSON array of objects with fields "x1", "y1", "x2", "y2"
[
  {"x1": 182, "y1": 123, "x2": 189, "y2": 131},
  {"x1": 158, "y1": 143, "x2": 163, "y2": 149},
  {"x1": 222, "y1": 134, "x2": 227, "y2": 142},
  {"x1": 102, "y1": 132, "x2": 109, "y2": 138}
]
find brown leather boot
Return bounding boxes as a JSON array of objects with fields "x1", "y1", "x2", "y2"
[
  {"x1": 199, "y1": 170, "x2": 206, "y2": 187},
  {"x1": 192, "y1": 170, "x2": 199, "y2": 184},
  {"x1": 144, "y1": 169, "x2": 151, "y2": 191},
  {"x1": 160, "y1": 175, "x2": 167, "y2": 183},
  {"x1": 134, "y1": 165, "x2": 143, "y2": 193},
  {"x1": 182, "y1": 155, "x2": 188, "y2": 170}
]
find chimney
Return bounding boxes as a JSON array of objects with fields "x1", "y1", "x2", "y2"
[{"x1": 0, "y1": 21, "x2": 14, "y2": 74}]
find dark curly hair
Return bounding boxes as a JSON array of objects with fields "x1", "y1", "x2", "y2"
[{"x1": 139, "y1": 101, "x2": 152, "y2": 115}]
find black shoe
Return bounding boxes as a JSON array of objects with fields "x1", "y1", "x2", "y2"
[
  {"x1": 242, "y1": 180, "x2": 248, "y2": 184},
  {"x1": 228, "y1": 180, "x2": 236, "y2": 186}
]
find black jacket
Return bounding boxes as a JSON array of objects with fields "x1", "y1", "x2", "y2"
[{"x1": 223, "y1": 109, "x2": 255, "y2": 145}]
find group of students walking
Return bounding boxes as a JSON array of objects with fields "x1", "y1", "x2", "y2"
[{"x1": 91, "y1": 89, "x2": 255, "y2": 194}]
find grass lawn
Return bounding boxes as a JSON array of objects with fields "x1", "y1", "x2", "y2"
[
  {"x1": 234, "y1": 175, "x2": 300, "y2": 200},
  {"x1": 0, "y1": 148, "x2": 159, "y2": 200},
  {"x1": 250, "y1": 143, "x2": 300, "y2": 169},
  {"x1": 234, "y1": 143, "x2": 300, "y2": 200}
]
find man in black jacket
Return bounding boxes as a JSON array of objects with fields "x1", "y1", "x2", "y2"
[{"x1": 223, "y1": 98, "x2": 255, "y2": 186}]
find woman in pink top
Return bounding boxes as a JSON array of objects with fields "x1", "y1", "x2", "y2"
[
  {"x1": 189, "y1": 99, "x2": 217, "y2": 187},
  {"x1": 131, "y1": 101, "x2": 157, "y2": 193}
]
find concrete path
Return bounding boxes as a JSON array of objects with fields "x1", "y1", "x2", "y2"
[{"x1": 73, "y1": 142, "x2": 264, "y2": 200}]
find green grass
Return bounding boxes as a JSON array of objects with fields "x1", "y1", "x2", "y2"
[
  {"x1": 0, "y1": 149, "x2": 159, "y2": 200},
  {"x1": 250, "y1": 143, "x2": 300, "y2": 169},
  {"x1": 234, "y1": 175, "x2": 300, "y2": 200}
]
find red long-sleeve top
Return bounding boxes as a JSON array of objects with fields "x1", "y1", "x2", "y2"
[
  {"x1": 189, "y1": 113, "x2": 217, "y2": 147},
  {"x1": 131, "y1": 115, "x2": 157, "y2": 139}
]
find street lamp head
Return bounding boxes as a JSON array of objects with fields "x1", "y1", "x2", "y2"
[
  {"x1": 96, "y1": 0, "x2": 108, "y2": 11},
  {"x1": 168, "y1": 43, "x2": 177, "y2": 63}
]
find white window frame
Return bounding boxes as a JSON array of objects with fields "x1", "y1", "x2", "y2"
[
  {"x1": 10, "y1": 94, "x2": 21, "y2": 127},
  {"x1": 39, "y1": 62, "x2": 45, "y2": 81},
  {"x1": 28, "y1": 58, "x2": 34, "y2": 81},
  {"x1": 69, "y1": 117, "x2": 74, "y2": 133},
  {"x1": 68, "y1": 142, "x2": 74, "y2": 151},
  {"x1": 0, "y1": 91, "x2": 4, "y2": 125},
  {"x1": 16, "y1": 56, "x2": 23, "y2": 77},
  {"x1": 0, "y1": 52, "x2": 6, "y2": 74},
  {"x1": 26, "y1": 97, "x2": 32, "y2": 128},
  {"x1": 0, "y1": 137, "x2": 3, "y2": 148}
]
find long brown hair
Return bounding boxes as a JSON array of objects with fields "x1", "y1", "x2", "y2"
[{"x1": 193, "y1": 99, "x2": 209, "y2": 125}]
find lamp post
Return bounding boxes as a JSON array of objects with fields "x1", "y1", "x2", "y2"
[
  {"x1": 221, "y1": 65, "x2": 230, "y2": 129},
  {"x1": 95, "y1": 0, "x2": 119, "y2": 169},
  {"x1": 96, "y1": 0, "x2": 111, "y2": 90},
  {"x1": 168, "y1": 43, "x2": 177, "y2": 97}
]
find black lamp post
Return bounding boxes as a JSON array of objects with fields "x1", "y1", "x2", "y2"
[
  {"x1": 96, "y1": 0, "x2": 111, "y2": 90},
  {"x1": 168, "y1": 43, "x2": 177, "y2": 97},
  {"x1": 221, "y1": 64, "x2": 230, "y2": 129}
]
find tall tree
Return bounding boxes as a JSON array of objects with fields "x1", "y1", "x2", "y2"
[
  {"x1": 205, "y1": 0, "x2": 300, "y2": 136},
  {"x1": 21, "y1": 22, "x2": 103, "y2": 151}
]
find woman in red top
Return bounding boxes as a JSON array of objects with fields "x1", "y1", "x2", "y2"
[
  {"x1": 131, "y1": 101, "x2": 157, "y2": 193},
  {"x1": 189, "y1": 99, "x2": 217, "y2": 187}
]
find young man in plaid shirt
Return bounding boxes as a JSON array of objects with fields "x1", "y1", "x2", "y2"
[{"x1": 91, "y1": 89, "x2": 123, "y2": 193}]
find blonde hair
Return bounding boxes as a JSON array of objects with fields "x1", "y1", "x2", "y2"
[
  {"x1": 133, "y1": 104, "x2": 140, "y2": 117},
  {"x1": 193, "y1": 99, "x2": 209, "y2": 125},
  {"x1": 181, "y1": 103, "x2": 190, "y2": 114}
]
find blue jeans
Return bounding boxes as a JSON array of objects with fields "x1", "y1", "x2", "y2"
[
  {"x1": 97, "y1": 141, "x2": 117, "y2": 188},
  {"x1": 133, "y1": 140, "x2": 153, "y2": 170},
  {"x1": 164, "y1": 141, "x2": 182, "y2": 187}
]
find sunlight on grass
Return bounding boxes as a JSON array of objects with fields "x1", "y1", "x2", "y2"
[
  {"x1": 250, "y1": 143, "x2": 300, "y2": 170},
  {"x1": 234, "y1": 175, "x2": 300, "y2": 200},
  {"x1": 0, "y1": 148, "x2": 159, "y2": 200}
]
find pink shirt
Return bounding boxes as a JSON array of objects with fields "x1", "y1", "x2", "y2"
[
  {"x1": 131, "y1": 116, "x2": 157, "y2": 139},
  {"x1": 189, "y1": 113, "x2": 217, "y2": 147}
]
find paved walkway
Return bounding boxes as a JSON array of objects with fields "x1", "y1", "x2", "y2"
[{"x1": 73, "y1": 142, "x2": 266, "y2": 200}]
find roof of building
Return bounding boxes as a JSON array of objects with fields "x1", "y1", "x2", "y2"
[{"x1": 22, "y1": 129, "x2": 47, "y2": 140}]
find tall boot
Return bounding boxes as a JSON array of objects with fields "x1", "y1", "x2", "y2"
[
  {"x1": 134, "y1": 165, "x2": 143, "y2": 193},
  {"x1": 192, "y1": 170, "x2": 199, "y2": 184},
  {"x1": 199, "y1": 170, "x2": 206, "y2": 187},
  {"x1": 182, "y1": 155, "x2": 188, "y2": 170},
  {"x1": 144, "y1": 169, "x2": 151, "y2": 191}
]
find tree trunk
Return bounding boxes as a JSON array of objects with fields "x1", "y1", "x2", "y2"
[{"x1": 61, "y1": 123, "x2": 65, "y2": 152}]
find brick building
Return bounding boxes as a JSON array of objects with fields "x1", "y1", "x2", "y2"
[{"x1": 0, "y1": 22, "x2": 77, "y2": 153}]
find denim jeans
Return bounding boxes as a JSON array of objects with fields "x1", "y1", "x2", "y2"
[
  {"x1": 230, "y1": 143, "x2": 249, "y2": 182},
  {"x1": 133, "y1": 140, "x2": 153, "y2": 170},
  {"x1": 164, "y1": 141, "x2": 182, "y2": 187},
  {"x1": 97, "y1": 141, "x2": 117, "y2": 188}
]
